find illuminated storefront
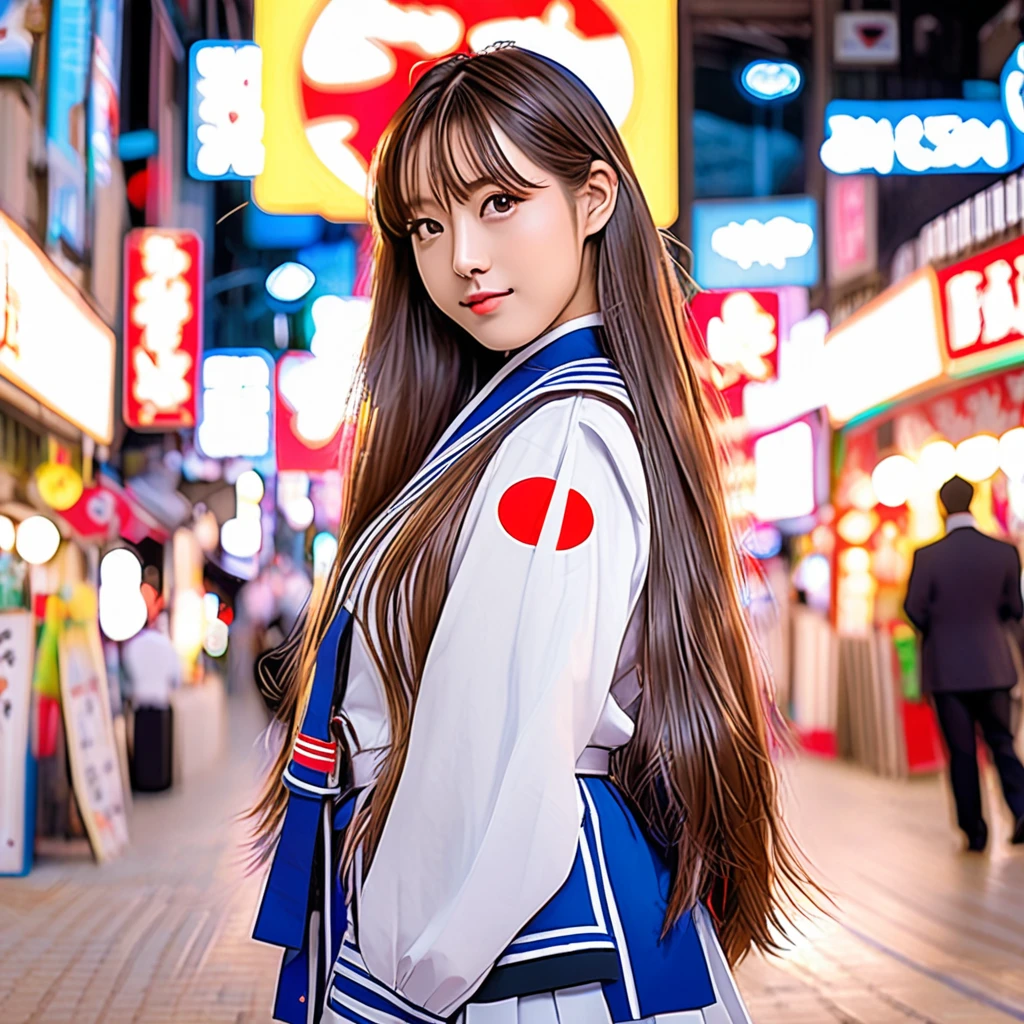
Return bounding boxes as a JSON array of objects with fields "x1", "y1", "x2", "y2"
[{"x1": 825, "y1": 236, "x2": 1024, "y2": 775}]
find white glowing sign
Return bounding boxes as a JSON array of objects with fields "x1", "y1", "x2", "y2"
[
  {"x1": 277, "y1": 295, "x2": 369, "y2": 445},
  {"x1": 744, "y1": 309, "x2": 829, "y2": 431},
  {"x1": 196, "y1": 351, "x2": 273, "y2": 459},
  {"x1": 188, "y1": 41, "x2": 266, "y2": 181},
  {"x1": 0, "y1": 212, "x2": 115, "y2": 443},
  {"x1": 754, "y1": 421, "x2": 816, "y2": 522},
  {"x1": 711, "y1": 216, "x2": 814, "y2": 272},
  {"x1": 824, "y1": 269, "x2": 945, "y2": 425}
]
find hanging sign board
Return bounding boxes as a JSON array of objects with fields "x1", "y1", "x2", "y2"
[
  {"x1": 834, "y1": 12, "x2": 900, "y2": 67},
  {"x1": 58, "y1": 607, "x2": 130, "y2": 863},
  {"x1": 689, "y1": 288, "x2": 780, "y2": 415},
  {"x1": 0, "y1": 611, "x2": 36, "y2": 876},
  {"x1": 123, "y1": 229, "x2": 203, "y2": 430}
]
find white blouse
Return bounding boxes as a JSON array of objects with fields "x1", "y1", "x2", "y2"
[{"x1": 336, "y1": 380, "x2": 651, "y2": 1017}]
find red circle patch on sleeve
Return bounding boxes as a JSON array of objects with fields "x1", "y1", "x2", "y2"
[{"x1": 497, "y1": 477, "x2": 594, "y2": 551}]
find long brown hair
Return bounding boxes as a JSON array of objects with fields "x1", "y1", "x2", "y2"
[{"x1": 252, "y1": 46, "x2": 814, "y2": 966}]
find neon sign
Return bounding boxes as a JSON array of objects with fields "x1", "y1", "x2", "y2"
[
  {"x1": 823, "y1": 46, "x2": 1024, "y2": 176},
  {"x1": 936, "y1": 234, "x2": 1024, "y2": 373},
  {"x1": 254, "y1": 0, "x2": 677, "y2": 225},
  {"x1": 196, "y1": 350, "x2": 274, "y2": 460},
  {"x1": 123, "y1": 230, "x2": 203, "y2": 430},
  {"x1": 188, "y1": 41, "x2": 266, "y2": 181},
  {"x1": 689, "y1": 288, "x2": 779, "y2": 414},
  {"x1": 693, "y1": 196, "x2": 819, "y2": 289},
  {"x1": 0, "y1": 212, "x2": 115, "y2": 443}
]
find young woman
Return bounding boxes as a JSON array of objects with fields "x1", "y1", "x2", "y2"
[{"x1": 252, "y1": 45, "x2": 812, "y2": 1024}]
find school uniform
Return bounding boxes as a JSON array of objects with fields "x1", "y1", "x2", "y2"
[{"x1": 253, "y1": 315, "x2": 753, "y2": 1024}]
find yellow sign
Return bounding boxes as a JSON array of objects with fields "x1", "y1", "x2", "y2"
[{"x1": 254, "y1": 0, "x2": 677, "y2": 226}]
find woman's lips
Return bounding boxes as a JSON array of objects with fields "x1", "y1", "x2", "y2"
[{"x1": 461, "y1": 289, "x2": 513, "y2": 315}]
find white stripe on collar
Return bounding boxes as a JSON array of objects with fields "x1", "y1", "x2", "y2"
[
  {"x1": 427, "y1": 313, "x2": 605, "y2": 462},
  {"x1": 945, "y1": 512, "x2": 977, "y2": 534}
]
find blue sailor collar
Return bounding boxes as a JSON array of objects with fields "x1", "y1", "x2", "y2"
[{"x1": 253, "y1": 315, "x2": 628, "y2": 958}]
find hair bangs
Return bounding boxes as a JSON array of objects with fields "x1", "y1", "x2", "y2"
[{"x1": 379, "y1": 77, "x2": 540, "y2": 237}]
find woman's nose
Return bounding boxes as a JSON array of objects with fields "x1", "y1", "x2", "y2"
[{"x1": 451, "y1": 221, "x2": 490, "y2": 280}]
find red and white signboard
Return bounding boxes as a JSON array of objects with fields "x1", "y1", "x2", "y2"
[
  {"x1": 275, "y1": 295, "x2": 368, "y2": 472},
  {"x1": 937, "y1": 235, "x2": 1024, "y2": 374},
  {"x1": 689, "y1": 289, "x2": 780, "y2": 414},
  {"x1": 834, "y1": 11, "x2": 899, "y2": 66},
  {"x1": 123, "y1": 229, "x2": 203, "y2": 430}
]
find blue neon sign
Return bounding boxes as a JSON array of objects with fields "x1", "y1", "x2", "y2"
[
  {"x1": 692, "y1": 195, "x2": 819, "y2": 290},
  {"x1": 740, "y1": 61, "x2": 803, "y2": 103},
  {"x1": 188, "y1": 41, "x2": 265, "y2": 181},
  {"x1": 823, "y1": 44, "x2": 1024, "y2": 175}
]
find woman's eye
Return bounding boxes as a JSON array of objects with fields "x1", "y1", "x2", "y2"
[
  {"x1": 484, "y1": 194, "x2": 519, "y2": 216},
  {"x1": 410, "y1": 218, "x2": 443, "y2": 241}
]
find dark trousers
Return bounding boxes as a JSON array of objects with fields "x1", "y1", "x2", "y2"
[{"x1": 932, "y1": 689, "x2": 1024, "y2": 840}]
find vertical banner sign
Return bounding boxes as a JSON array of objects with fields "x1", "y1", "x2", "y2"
[
  {"x1": 59, "y1": 607, "x2": 130, "y2": 863},
  {"x1": 123, "y1": 229, "x2": 203, "y2": 430},
  {"x1": 188, "y1": 40, "x2": 266, "y2": 181},
  {"x1": 276, "y1": 294, "x2": 369, "y2": 472},
  {"x1": 47, "y1": 0, "x2": 93, "y2": 255},
  {"x1": 0, "y1": 611, "x2": 36, "y2": 876},
  {"x1": 688, "y1": 288, "x2": 780, "y2": 415},
  {"x1": 89, "y1": 0, "x2": 125, "y2": 191},
  {"x1": 826, "y1": 174, "x2": 878, "y2": 287}
]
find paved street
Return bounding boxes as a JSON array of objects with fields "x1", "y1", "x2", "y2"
[{"x1": 2, "y1": 692, "x2": 1024, "y2": 1024}]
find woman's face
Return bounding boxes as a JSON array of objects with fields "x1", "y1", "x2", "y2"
[{"x1": 405, "y1": 127, "x2": 617, "y2": 352}]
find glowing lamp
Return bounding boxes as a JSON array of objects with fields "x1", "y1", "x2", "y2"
[
  {"x1": 999, "y1": 427, "x2": 1024, "y2": 481},
  {"x1": 282, "y1": 496, "x2": 315, "y2": 531},
  {"x1": 221, "y1": 517, "x2": 262, "y2": 558},
  {"x1": 955, "y1": 434, "x2": 999, "y2": 482},
  {"x1": 836, "y1": 509, "x2": 878, "y2": 546},
  {"x1": 839, "y1": 546, "x2": 871, "y2": 574},
  {"x1": 740, "y1": 60, "x2": 803, "y2": 103},
  {"x1": 266, "y1": 262, "x2": 316, "y2": 305},
  {"x1": 16, "y1": 516, "x2": 60, "y2": 565},
  {"x1": 917, "y1": 440, "x2": 956, "y2": 489},
  {"x1": 99, "y1": 549, "x2": 148, "y2": 642},
  {"x1": 0, "y1": 515, "x2": 14, "y2": 552},
  {"x1": 871, "y1": 455, "x2": 916, "y2": 508},
  {"x1": 235, "y1": 470, "x2": 265, "y2": 505}
]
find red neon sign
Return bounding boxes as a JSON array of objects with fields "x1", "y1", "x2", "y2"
[
  {"x1": 123, "y1": 229, "x2": 203, "y2": 430},
  {"x1": 937, "y1": 234, "x2": 1024, "y2": 372},
  {"x1": 688, "y1": 289, "x2": 780, "y2": 414}
]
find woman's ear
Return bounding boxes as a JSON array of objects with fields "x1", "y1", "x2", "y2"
[{"x1": 579, "y1": 160, "x2": 619, "y2": 238}]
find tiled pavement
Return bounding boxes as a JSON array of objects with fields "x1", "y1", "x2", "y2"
[{"x1": 2, "y1": 691, "x2": 1024, "y2": 1024}]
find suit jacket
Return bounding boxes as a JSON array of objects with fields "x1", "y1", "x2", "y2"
[{"x1": 904, "y1": 526, "x2": 1024, "y2": 693}]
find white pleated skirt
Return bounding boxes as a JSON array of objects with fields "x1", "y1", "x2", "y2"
[{"x1": 454, "y1": 908, "x2": 752, "y2": 1024}]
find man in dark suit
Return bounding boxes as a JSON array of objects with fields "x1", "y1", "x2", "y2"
[{"x1": 904, "y1": 475, "x2": 1024, "y2": 851}]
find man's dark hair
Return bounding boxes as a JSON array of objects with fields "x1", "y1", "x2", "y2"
[{"x1": 939, "y1": 474, "x2": 974, "y2": 515}]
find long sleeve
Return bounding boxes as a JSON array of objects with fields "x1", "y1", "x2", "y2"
[
  {"x1": 356, "y1": 395, "x2": 650, "y2": 1017},
  {"x1": 904, "y1": 549, "x2": 931, "y2": 635}
]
